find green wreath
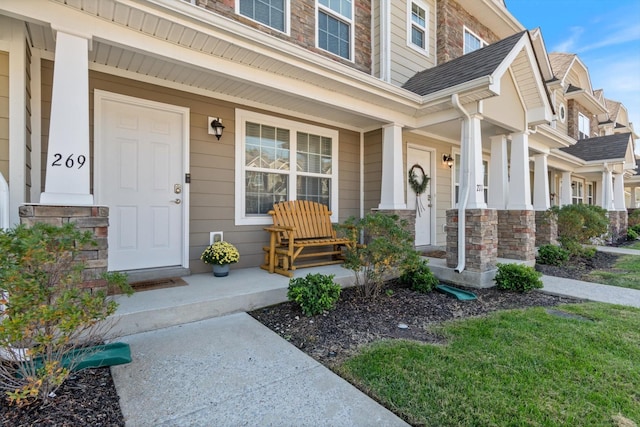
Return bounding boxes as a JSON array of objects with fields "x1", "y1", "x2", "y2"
[{"x1": 408, "y1": 164, "x2": 430, "y2": 195}]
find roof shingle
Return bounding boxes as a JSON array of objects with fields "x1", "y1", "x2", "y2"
[{"x1": 559, "y1": 133, "x2": 632, "y2": 161}]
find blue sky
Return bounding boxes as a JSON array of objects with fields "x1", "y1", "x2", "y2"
[{"x1": 506, "y1": 0, "x2": 640, "y2": 152}]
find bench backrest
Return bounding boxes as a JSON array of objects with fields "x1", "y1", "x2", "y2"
[{"x1": 269, "y1": 200, "x2": 336, "y2": 240}]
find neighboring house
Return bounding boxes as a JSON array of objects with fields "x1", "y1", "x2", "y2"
[{"x1": 0, "y1": 0, "x2": 636, "y2": 286}]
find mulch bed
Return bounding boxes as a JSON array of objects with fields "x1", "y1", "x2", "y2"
[{"x1": 0, "y1": 248, "x2": 629, "y2": 425}]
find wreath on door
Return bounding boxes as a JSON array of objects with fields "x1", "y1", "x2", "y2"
[{"x1": 408, "y1": 164, "x2": 430, "y2": 216}]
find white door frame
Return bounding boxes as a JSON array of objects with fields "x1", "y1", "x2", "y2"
[
  {"x1": 93, "y1": 89, "x2": 190, "y2": 270},
  {"x1": 407, "y1": 143, "x2": 436, "y2": 246}
]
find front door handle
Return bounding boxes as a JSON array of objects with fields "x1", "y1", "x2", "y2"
[{"x1": 171, "y1": 199, "x2": 182, "y2": 204}]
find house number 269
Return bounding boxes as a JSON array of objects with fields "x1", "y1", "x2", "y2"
[{"x1": 51, "y1": 154, "x2": 86, "y2": 169}]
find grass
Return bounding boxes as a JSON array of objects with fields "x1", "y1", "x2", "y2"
[
  {"x1": 586, "y1": 254, "x2": 640, "y2": 290},
  {"x1": 625, "y1": 241, "x2": 640, "y2": 250},
  {"x1": 338, "y1": 303, "x2": 640, "y2": 427}
]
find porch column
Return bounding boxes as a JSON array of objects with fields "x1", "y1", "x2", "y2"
[
  {"x1": 533, "y1": 154, "x2": 550, "y2": 210},
  {"x1": 40, "y1": 30, "x2": 93, "y2": 205},
  {"x1": 487, "y1": 135, "x2": 507, "y2": 209},
  {"x1": 613, "y1": 173, "x2": 626, "y2": 211},
  {"x1": 560, "y1": 171, "x2": 572, "y2": 206},
  {"x1": 378, "y1": 123, "x2": 406, "y2": 209},
  {"x1": 631, "y1": 186, "x2": 638, "y2": 208},
  {"x1": 602, "y1": 167, "x2": 614, "y2": 211},
  {"x1": 507, "y1": 132, "x2": 532, "y2": 210},
  {"x1": 466, "y1": 113, "x2": 486, "y2": 209}
]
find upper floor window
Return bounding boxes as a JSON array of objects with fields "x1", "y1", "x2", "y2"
[
  {"x1": 408, "y1": 1, "x2": 428, "y2": 53},
  {"x1": 578, "y1": 113, "x2": 590, "y2": 140},
  {"x1": 235, "y1": 109, "x2": 339, "y2": 225},
  {"x1": 238, "y1": 0, "x2": 287, "y2": 33},
  {"x1": 317, "y1": 0, "x2": 353, "y2": 60},
  {"x1": 463, "y1": 27, "x2": 486, "y2": 54}
]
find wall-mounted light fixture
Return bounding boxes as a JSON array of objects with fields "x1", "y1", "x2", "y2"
[
  {"x1": 443, "y1": 154, "x2": 454, "y2": 168},
  {"x1": 208, "y1": 117, "x2": 225, "y2": 140}
]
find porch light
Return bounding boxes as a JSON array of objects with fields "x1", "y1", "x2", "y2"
[
  {"x1": 208, "y1": 117, "x2": 225, "y2": 140},
  {"x1": 443, "y1": 154, "x2": 454, "y2": 168}
]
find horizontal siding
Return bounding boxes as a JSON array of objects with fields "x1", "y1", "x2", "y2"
[
  {"x1": 364, "y1": 129, "x2": 382, "y2": 212},
  {"x1": 40, "y1": 62, "x2": 361, "y2": 273},
  {"x1": 0, "y1": 52, "x2": 8, "y2": 182}
]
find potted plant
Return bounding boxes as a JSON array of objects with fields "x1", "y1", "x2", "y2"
[{"x1": 200, "y1": 241, "x2": 240, "y2": 277}]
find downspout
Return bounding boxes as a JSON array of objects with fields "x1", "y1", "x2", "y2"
[
  {"x1": 0, "y1": 172, "x2": 9, "y2": 231},
  {"x1": 360, "y1": 131, "x2": 364, "y2": 219},
  {"x1": 451, "y1": 94, "x2": 470, "y2": 273}
]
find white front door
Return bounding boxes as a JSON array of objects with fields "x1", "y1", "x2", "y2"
[
  {"x1": 407, "y1": 146, "x2": 432, "y2": 246},
  {"x1": 96, "y1": 93, "x2": 188, "y2": 271}
]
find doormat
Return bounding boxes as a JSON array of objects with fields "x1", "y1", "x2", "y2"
[{"x1": 111, "y1": 277, "x2": 188, "y2": 295}]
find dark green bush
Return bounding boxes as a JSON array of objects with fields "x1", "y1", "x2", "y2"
[
  {"x1": 628, "y1": 210, "x2": 640, "y2": 228},
  {"x1": 628, "y1": 228, "x2": 639, "y2": 241},
  {"x1": 631, "y1": 223, "x2": 640, "y2": 235},
  {"x1": 399, "y1": 258, "x2": 439, "y2": 293},
  {"x1": 494, "y1": 263, "x2": 543, "y2": 293},
  {"x1": 536, "y1": 244, "x2": 569, "y2": 266},
  {"x1": 287, "y1": 273, "x2": 341, "y2": 317}
]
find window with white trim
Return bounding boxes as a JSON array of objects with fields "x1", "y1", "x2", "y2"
[
  {"x1": 408, "y1": 1, "x2": 428, "y2": 53},
  {"x1": 238, "y1": 0, "x2": 287, "y2": 33},
  {"x1": 578, "y1": 113, "x2": 590, "y2": 140},
  {"x1": 587, "y1": 182, "x2": 594, "y2": 205},
  {"x1": 235, "y1": 110, "x2": 339, "y2": 225},
  {"x1": 572, "y1": 180, "x2": 584, "y2": 204},
  {"x1": 463, "y1": 27, "x2": 486, "y2": 54},
  {"x1": 453, "y1": 154, "x2": 488, "y2": 204},
  {"x1": 317, "y1": 0, "x2": 353, "y2": 60}
]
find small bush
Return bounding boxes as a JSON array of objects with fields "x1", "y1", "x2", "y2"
[
  {"x1": 536, "y1": 244, "x2": 569, "y2": 266},
  {"x1": 494, "y1": 263, "x2": 543, "y2": 293},
  {"x1": 553, "y1": 204, "x2": 608, "y2": 249},
  {"x1": 287, "y1": 273, "x2": 341, "y2": 317},
  {"x1": 399, "y1": 258, "x2": 439, "y2": 293},
  {"x1": 629, "y1": 210, "x2": 640, "y2": 228},
  {"x1": 628, "y1": 228, "x2": 639, "y2": 241},
  {"x1": 632, "y1": 224, "x2": 640, "y2": 235}
]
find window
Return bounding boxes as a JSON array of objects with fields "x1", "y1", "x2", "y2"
[
  {"x1": 408, "y1": 1, "x2": 428, "y2": 53},
  {"x1": 572, "y1": 180, "x2": 584, "y2": 204},
  {"x1": 238, "y1": 0, "x2": 287, "y2": 33},
  {"x1": 587, "y1": 183, "x2": 594, "y2": 205},
  {"x1": 558, "y1": 103, "x2": 566, "y2": 123},
  {"x1": 578, "y1": 113, "x2": 590, "y2": 140},
  {"x1": 463, "y1": 27, "x2": 486, "y2": 54},
  {"x1": 236, "y1": 110, "x2": 339, "y2": 225},
  {"x1": 317, "y1": 0, "x2": 353, "y2": 60},
  {"x1": 454, "y1": 154, "x2": 488, "y2": 204}
]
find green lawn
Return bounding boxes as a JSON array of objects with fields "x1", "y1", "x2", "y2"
[
  {"x1": 338, "y1": 303, "x2": 640, "y2": 427},
  {"x1": 626, "y1": 241, "x2": 640, "y2": 250},
  {"x1": 586, "y1": 254, "x2": 640, "y2": 290}
]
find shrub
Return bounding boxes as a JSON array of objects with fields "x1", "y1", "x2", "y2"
[
  {"x1": 630, "y1": 223, "x2": 640, "y2": 236},
  {"x1": 399, "y1": 257, "x2": 439, "y2": 293},
  {"x1": 343, "y1": 213, "x2": 416, "y2": 299},
  {"x1": 628, "y1": 210, "x2": 640, "y2": 228},
  {"x1": 0, "y1": 223, "x2": 131, "y2": 406},
  {"x1": 553, "y1": 204, "x2": 609, "y2": 249},
  {"x1": 287, "y1": 273, "x2": 341, "y2": 317},
  {"x1": 628, "y1": 228, "x2": 639, "y2": 241},
  {"x1": 536, "y1": 244, "x2": 569, "y2": 266},
  {"x1": 494, "y1": 263, "x2": 543, "y2": 293}
]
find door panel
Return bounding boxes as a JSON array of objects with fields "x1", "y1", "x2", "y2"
[
  {"x1": 407, "y1": 146, "x2": 432, "y2": 246},
  {"x1": 99, "y1": 98, "x2": 184, "y2": 271}
]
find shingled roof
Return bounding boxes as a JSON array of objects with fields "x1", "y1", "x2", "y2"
[
  {"x1": 402, "y1": 31, "x2": 526, "y2": 96},
  {"x1": 548, "y1": 52, "x2": 575, "y2": 79},
  {"x1": 559, "y1": 133, "x2": 632, "y2": 161}
]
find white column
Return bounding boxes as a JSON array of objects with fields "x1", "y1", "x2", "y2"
[
  {"x1": 602, "y1": 168, "x2": 614, "y2": 211},
  {"x1": 613, "y1": 174, "x2": 626, "y2": 211},
  {"x1": 631, "y1": 186, "x2": 637, "y2": 208},
  {"x1": 487, "y1": 135, "x2": 507, "y2": 209},
  {"x1": 560, "y1": 171, "x2": 572, "y2": 206},
  {"x1": 533, "y1": 154, "x2": 550, "y2": 210},
  {"x1": 378, "y1": 123, "x2": 406, "y2": 209},
  {"x1": 466, "y1": 114, "x2": 486, "y2": 209},
  {"x1": 40, "y1": 30, "x2": 93, "y2": 205},
  {"x1": 507, "y1": 132, "x2": 532, "y2": 210}
]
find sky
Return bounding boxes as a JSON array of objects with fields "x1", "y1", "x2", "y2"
[{"x1": 505, "y1": 0, "x2": 640, "y2": 153}]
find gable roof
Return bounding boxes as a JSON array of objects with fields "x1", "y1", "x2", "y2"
[
  {"x1": 402, "y1": 31, "x2": 525, "y2": 96},
  {"x1": 559, "y1": 133, "x2": 632, "y2": 161},
  {"x1": 548, "y1": 53, "x2": 575, "y2": 80}
]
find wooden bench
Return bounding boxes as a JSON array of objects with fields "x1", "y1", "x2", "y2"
[{"x1": 260, "y1": 200, "x2": 356, "y2": 277}]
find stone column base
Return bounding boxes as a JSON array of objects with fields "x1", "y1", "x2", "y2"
[
  {"x1": 371, "y1": 208, "x2": 416, "y2": 245},
  {"x1": 446, "y1": 209, "x2": 497, "y2": 272},
  {"x1": 497, "y1": 210, "x2": 536, "y2": 261},
  {"x1": 608, "y1": 210, "x2": 622, "y2": 244},
  {"x1": 535, "y1": 210, "x2": 558, "y2": 246},
  {"x1": 19, "y1": 204, "x2": 110, "y2": 290}
]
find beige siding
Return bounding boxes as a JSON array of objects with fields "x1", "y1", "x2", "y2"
[
  {"x1": 363, "y1": 129, "x2": 382, "y2": 211},
  {"x1": 0, "y1": 51, "x2": 8, "y2": 182},
  {"x1": 41, "y1": 62, "x2": 361, "y2": 273},
  {"x1": 553, "y1": 88, "x2": 569, "y2": 136},
  {"x1": 484, "y1": 71, "x2": 525, "y2": 130},
  {"x1": 389, "y1": 0, "x2": 437, "y2": 86}
]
